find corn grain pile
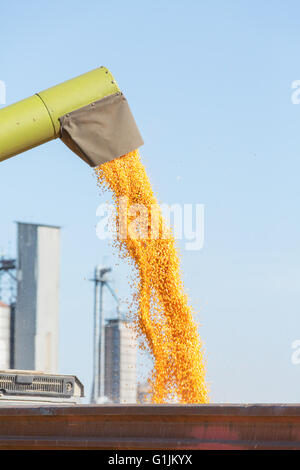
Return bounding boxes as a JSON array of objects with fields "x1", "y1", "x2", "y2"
[{"x1": 95, "y1": 150, "x2": 208, "y2": 403}]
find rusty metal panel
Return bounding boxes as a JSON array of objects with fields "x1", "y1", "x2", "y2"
[{"x1": 0, "y1": 404, "x2": 300, "y2": 449}]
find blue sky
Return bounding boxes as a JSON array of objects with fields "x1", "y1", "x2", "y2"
[{"x1": 1, "y1": 0, "x2": 300, "y2": 402}]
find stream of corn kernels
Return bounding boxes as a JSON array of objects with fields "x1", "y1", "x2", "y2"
[{"x1": 95, "y1": 150, "x2": 208, "y2": 404}]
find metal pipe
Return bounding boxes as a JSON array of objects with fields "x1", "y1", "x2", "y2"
[
  {"x1": 99, "y1": 281, "x2": 104, "y2": 399},
  {"x1": 0, "y1": 67, "x2": 120, "y2": 163},
  {"x1": 91, "y1": 267, "x2": 100, "y2": 404}
]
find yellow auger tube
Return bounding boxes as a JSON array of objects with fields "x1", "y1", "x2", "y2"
[{"x1": 0, "y1": 67, "x2": 120, "y2": 163}]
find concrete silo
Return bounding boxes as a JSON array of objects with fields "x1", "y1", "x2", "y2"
[
  {"x1": 14, "y1": 222, "x2": 60, "y2": 373},
  {"x1": 105, "y1": 318, "x2": 137, "y2": 404}
]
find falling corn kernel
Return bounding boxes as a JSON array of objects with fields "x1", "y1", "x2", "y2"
[{"x1": 95, "y1": 150, "x2": 208, "y2": 404}]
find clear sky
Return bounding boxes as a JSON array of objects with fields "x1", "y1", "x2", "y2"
[{"x1": 1, "y1": 0, "x2": 300, "y2": 403}]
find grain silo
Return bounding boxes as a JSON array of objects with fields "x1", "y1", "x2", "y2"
[
  {"x1": 14, "y1": 222, "x2": 60, "y2": 373},
  {"x1": 105, "y1": 318, "x2": 137, "y2": 404}
]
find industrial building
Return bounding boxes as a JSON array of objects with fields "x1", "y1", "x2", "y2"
[
  {"x1": 0, "y1": 224, "x2": 139, "y2": 403},
  {"x1": 14, "y1": 222, "x2": 60, "y2": 373},
  {"x1": 104, "y1": 318, "x2": 137, "y2": 404},
  {"x1": 90, "y1": 265, "x2": 138, "y2": 404}
]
